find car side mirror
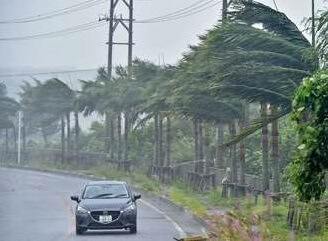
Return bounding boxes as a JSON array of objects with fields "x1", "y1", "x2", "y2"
[
  {"x1": 70, "y1": 195, "x2": 80, "y2": 203},
  {"x1": 133, "y1": 194, "x2": 141, "y2": 201}
]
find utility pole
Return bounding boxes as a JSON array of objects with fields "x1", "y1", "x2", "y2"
[
  {"x1": 312, "y1": 0, "x2": 315, "y2": 47},
  {"x1": 128, "y1": 0, "x2": 134, "y2": 78},
  {"x1": 107, "y1": 0, "x2": 115, "y2": 82},
  {"x1": 100, "y1": 0, "x2": 134, "y2": 163},
  {"x1": 103, "y1": 0, "x2": 115, "y2": 158},
  {"x1": 222, "y1": 0, "x2": 228, "y2": 20},
  {"x1": 99, "y1": 0, "x2": 134, "y2": 77},
  {"x1": 125, "y1": 0, "x2": 134, "y2": 164}
]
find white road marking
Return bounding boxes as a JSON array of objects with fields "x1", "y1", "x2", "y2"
[{"x1": 140, "y1": 199, "x2": 186, "y2": 237}]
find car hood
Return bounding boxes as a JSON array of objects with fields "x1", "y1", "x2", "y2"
[{"x1": 80, "y1": 198, "x2": 131, "y2": 211}]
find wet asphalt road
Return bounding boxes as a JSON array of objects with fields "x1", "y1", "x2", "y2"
[{"x1": 0, "y1": 168, "x2": 181, "y2": 241}]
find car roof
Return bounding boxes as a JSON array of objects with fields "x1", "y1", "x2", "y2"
[{"x1": 86, "y1": 180, "x2": 127, "y2": 186}]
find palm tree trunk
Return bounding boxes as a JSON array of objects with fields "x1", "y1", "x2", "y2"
[
  {"x1": 204, "y1": 123, "x2": 211, "y2": 175},
  {"x1": 216, "y1": 123, "x2": 224, "y2": 169},
  {"x1": 159, "y1": 113, "x2": 164, "y2": 167},
  {"x1": 198, "y1": 120, "x2": 204, "y2": 160},
  {"x1": 22, "y1": 114, "x2": 26, "y2": 155},
  {"x1": 105, "y1": 113, "x2": 110, "y2": 154},
  {"x1": 5, "y1": 128, "x2": 8, "y2": 152},
  {"x1": 42, "y1": 128, "x2": 48, "y2": 147},
  {"x1": 198, "y1": 120, "x2": 204, "y2": 174},
  {"x1": 153, "y1": 113, "x2": 159, "y2": 166},
  {"x1": 13, "y1": 127, "x2": 17, "y2": 152},
  {"x1": 117, "y1": 113, "x2": 122, "y2": 161},
  {"x1": 74, "y1": 110, "x2": 79, "y2": 163},
  {"x1": 229, "y1": 121, "x2": 238, "y2": 196},
  {"x1": 261, "y1": 102, "x2": 270, "y2": 192},
  {"x1": 66, "y1": 112, "x2": 71, "y2": 153},
  {"x1": 239, "y1": 105, "x2": 249, "y2": 194},
  {"x1": 194, "y1": 119, "x2": 199, "y2": 173},
  {"x1": 61, "y1": 116, "x2": 65, "y2": 163},
  {"x1": 165, "y1": 116, "x2": 171, "y2": 167},
  {"x1": 238, "y1": 118, "x2": 246, "y2": 188},
  {"x1": 110, "y1": 118, "x2": 115, "y2": 160},
  {"x1": 123, "y1": 111, "x2": 129, "y2": 162},
  {"x1": 271, "y1": 105, "x2": 280, "y2": 193},
  {"x1": 194, "y1": 119, "x2": 199, "y2": 160}
]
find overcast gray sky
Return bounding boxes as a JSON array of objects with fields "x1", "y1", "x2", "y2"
[{"x1": 0, "y1": 0, "x2": 327, "y2": 79}]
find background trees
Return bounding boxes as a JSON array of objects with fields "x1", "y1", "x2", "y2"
[
  {"x1": 7, "y1": 1, "x2": 326, "y2": 200},
  {"x1": 0, "y1": 83, "x2": 20, "y2": 151},
  {"x1": 20, "y1": 78, "x2": 76, "y2": 162},
  {"x1": 170, "y1": 1, "x2": 316, "y2": 193}
]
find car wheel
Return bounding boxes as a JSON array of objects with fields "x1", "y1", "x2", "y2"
[
  {"x1": 130, "y1": 220, "x2": 137, "y2": 234},
  {"x1": 76, "y1": 225, "x2": 86, "y2": 235}
]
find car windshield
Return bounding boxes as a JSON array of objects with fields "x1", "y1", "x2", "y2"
[{"x1": 83, "y1": 184, "x2": 129, "y2": 199}]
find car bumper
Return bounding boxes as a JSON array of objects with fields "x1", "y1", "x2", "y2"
[{"x1": 76, "y1": 211, "x2": 136, "y2": 230}]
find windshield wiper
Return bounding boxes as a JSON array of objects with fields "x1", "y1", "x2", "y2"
[
  {"x1": 111, "y1": 194, "x2": 128, "y2": 198},
  {"x1": 89, "y1": 193, "x2": 114, "y2": 199}
]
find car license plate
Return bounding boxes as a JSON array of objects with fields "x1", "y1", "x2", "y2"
[{"x1": 99, "y1": 215, "x2": 112, "y2": 223}]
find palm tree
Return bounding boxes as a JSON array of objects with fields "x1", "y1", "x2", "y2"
[
  {"x1": 176, "y1": 1, "x2": 316, "y2": 193},
  {"x1": 138, "y1": 63, "x2": 175, "y2": 169},
  {"x1": 78, "y1": 62, "x2": 154, "y2": 169},
  {"x1": 78, "y1": 68, "x2": 117, "y2": 159},
  {"x1": 37, "y1": 79, "x2": 75, "y2": 162},
  {"x1": 20, "y1": 80, "x2": 59, "y2": 146},
  {"x1": 312, "y1": 8, "x2": 328, "y2": 67},
  {"x1": 0, "y1": 83, "x2": 20, "y2": 151},
  {"x1": 20, "y1": 79, "x2": 75, "y2": 162},
  {"x1": 173, "y1": 56, "x2": 243, "y2": 191}
]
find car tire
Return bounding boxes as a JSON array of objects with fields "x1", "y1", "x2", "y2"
[
  {"x1": 130, "y1": 220, "x2": 137, "y2": 234},
  {"x1": 76, "y1": 226, "x2": 86, "y2": 235}
]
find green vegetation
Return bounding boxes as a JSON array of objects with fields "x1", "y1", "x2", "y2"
[
  {"x1": 289, "y1": 69, "x2": 328, "y2": 201},
  {"x1": 205, "y1": 188, "x2": 328, "y2": 241},
  {"x1": 169, "y1": 184, "x2": 207, "y2": 217},
  {"x1": 0, "y1": 83, "x2": 20, "y2": 150}
]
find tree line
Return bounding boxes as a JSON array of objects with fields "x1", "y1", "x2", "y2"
[{"x1": 1, "y1": 1, "x2": 327, "y2": 200}]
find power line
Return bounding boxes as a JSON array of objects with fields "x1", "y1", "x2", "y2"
[
  {"x1": 0, "y1": 0, "x2": 108, "y2": 24},
  {"x1": 138, "y1": 0, "x2": 213, "y2": 22},
  {"x1": 136, "y1": 0, "x2": 221, "y2": 23},
  {"x1": 0, "y1": 68, "x2": 101, "y2": 78},
  {"x1": 272, "y1": 0, "x2": 278, "y2": 11},
  {"x1": 0, "y1": 0, "x2": 221, "y2": 41},
  {"x1": 0, "y1": 21, "x2": 106, "y2": 41}
]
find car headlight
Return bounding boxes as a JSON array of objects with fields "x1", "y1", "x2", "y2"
[
  {"x1": 123, "y1": 203, "x2": 136, "y2": 212},
  {"x1": 77, "y1": 205, "x2": 89, "y2": 214}
]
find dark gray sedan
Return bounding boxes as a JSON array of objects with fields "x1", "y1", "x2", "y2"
[{"x1": 70, "y1": 180, "x2": 141, "y2": 235}]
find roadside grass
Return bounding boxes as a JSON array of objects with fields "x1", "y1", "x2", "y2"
[
  {"x1": 169, "y1": 183, "x2": 207, "y2": 218},
  {"x1": 205, "y1": 188, "x2": 328, "y2": 241},
  {"x1": 37, "y1": 161, "x2": 78, "y2": 171}
]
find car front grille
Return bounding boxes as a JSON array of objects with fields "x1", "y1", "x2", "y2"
[{"x1": 90, "y1": 211, "x2": 121, "y2": 222}]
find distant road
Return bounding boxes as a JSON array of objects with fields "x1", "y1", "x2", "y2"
[{"x1": 0, "y1": 168, "x2": 184, "y2": 241}]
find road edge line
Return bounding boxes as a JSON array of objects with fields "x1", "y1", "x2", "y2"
[{"x1": 140, "y1": 199, "x2": 186, "y2": 237}]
